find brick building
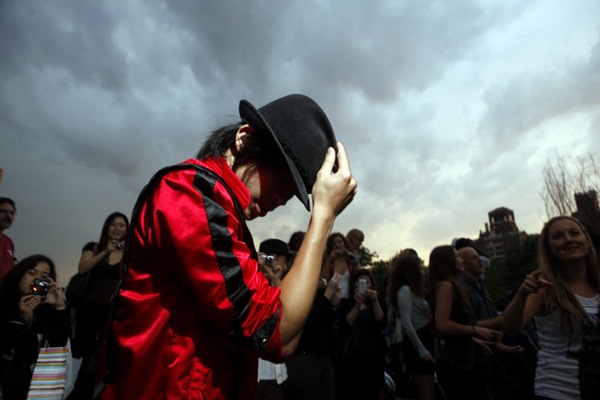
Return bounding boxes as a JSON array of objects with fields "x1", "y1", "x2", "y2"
[
  {"x1": 572, "y1": 190, "x2": 600, "y2": 251},
  {"x1": 474, "y1": 207, "x2": 528, "y2": 261}
]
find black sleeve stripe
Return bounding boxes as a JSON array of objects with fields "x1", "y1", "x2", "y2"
[
  {"x1": 193, "y1": 169, "x2": 278, "y2": 352},
  {"x1": 193, "y1": 171, "x2": 251, "y2": 319}
]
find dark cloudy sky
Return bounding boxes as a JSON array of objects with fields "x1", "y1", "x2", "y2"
[{"x1": 1, "y1": 0, "x2": 599, "y2": 284}]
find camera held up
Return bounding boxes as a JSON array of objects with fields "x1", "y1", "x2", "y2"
[{"x1": 31, "y1": 278, "x2": 50, "y2": 300}]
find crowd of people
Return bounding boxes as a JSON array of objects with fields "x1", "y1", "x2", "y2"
[
  {"x1": 1, "y1": 201, "x2": 600, "y2": 400},
  {"x1": 249, "y1": 218, "x2": 599, "y2": 400},
  {"x1": 1, "y1": 214, "x2": 599, "y2": 399},
  {"x1": 0, "y1": 92, "x2": 599, "y2": 400}
]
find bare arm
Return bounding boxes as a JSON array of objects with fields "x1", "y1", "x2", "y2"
[
  {"x1": 368, "y1": 290, "x2": 384, "y2": 322},
  {"x1": 435, "y1": 281, "x2": 496, "y2": 340},
  {"x1": 278, "y1": 143, "x2": 356, "y2": 355},
  {"x1": 503, "y1": 270, "x2": 549, "y2": 334},
  {"x1": 78, "y1": 245, "x2": 110, "y2": 274},
  {"x1": 476, "y1": 315, "x2": 504, "y2": 330}
]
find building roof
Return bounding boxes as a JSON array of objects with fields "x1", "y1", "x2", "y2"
[{"x1": 489, "y1": 206, "x2": 513, "y2": 214}]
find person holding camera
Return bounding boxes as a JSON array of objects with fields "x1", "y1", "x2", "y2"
[
  {"x1": 99, "y1": 94, "x2": 356, "y2": 400},
  {"x1": 256, "y1": 238, "x2": 293, "y2": 400},
  {"x1": 333, "y1": 269, "x2": 386, "y2": 400},
  {"x1": 322, "y1": 232, "x2": 356, "y2": 299},
  {"x1": 0, "y1": 254, "x2": 68, "y2": 399},
  {"x1": 70, "y1": 211, "x2": 129, "y2": 399},
  {"x1": 257, "y1": 239, "x2": 293, "y2": 289}
]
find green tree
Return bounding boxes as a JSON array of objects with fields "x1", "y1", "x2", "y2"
[
  {"x1": 486, "y1": 234, "x2": 539, "y2": 309},
  {"x1": 357, "y1": 245, "x2": 378, "y2": 266},
  {"x1": 370, "y1": 259, "x2": 390, "y2": 295}
]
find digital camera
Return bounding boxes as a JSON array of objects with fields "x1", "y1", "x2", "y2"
[
  {"x1": 114, "y1": 241, "x2": 125, "y2": 250},
  {"x1": 31, "y1": 278, "x2": 50, "y2": 300},
  {"x1": 261, "y1": 254, "x2": 275, "y2": 265},
  {"x1": 341, "y1": 250, "x2": 353, "y2": 259}
]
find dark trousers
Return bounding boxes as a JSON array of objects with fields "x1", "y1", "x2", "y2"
[
  {"x1": 256, "y1": 380, "x2": 284, "y2": 400},
  {"x1": 436, "y1": 362, "x2": 479, "y2": 400},
  {"x1": 284, "y1": 353, "x2": 335, "y2": 400},
  {"x1": 68, "y1": 303, "x2": 109, "y2": 400}
]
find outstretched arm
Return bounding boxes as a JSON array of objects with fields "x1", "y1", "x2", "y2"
[
  {"x1": 278, "y1": 143, "x2": 357, "y2": 354},
  {"x1": 503, "y1": 270, "x2": 549, "y2": 334}
]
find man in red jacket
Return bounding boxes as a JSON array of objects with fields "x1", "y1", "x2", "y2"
[
  {"x1": 0, "y1": 197, "x2": 16, "y2": 282},
  {"x1": 100, "y1": 94, "x2": 357, "y2": 399}
]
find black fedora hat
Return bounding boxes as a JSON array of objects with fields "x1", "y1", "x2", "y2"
[{"x1": 239, "y1": 94, "x2": 337, "y2": 211}]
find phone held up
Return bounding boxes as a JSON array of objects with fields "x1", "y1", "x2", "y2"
[{"x1": 358, "y1": 278, "x2": 367, "y2": 294}]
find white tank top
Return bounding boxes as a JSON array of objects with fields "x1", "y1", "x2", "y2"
[
  {"x1": 338, "y1": 270, "x2": 351, "y2": 299},
  {"x1": 534, "y1": 294, "x2": 599, "y2": 400}
]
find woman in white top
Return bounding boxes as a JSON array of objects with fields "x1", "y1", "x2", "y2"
[
  {"x1": 321, "y1": 232, "x2": 355, "y2": 299},
  {"x1": 503, "y1": 216, "x2": 600, "y2": 400},
  {"x1": 389, "y1": 254, "x2": 435, "y2": 400}
]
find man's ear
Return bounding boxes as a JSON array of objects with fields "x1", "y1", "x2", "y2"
[{"x1": 235, "y1": 124, "x2": 254, "y2": 152}]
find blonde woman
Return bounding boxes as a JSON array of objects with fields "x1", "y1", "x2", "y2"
[{"x1": 503, "y1": 216, "x2": 600, "y2": 400}]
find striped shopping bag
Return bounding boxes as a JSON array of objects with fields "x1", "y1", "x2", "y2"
[{"x1": 26, "y1": 345, "x2": 68, "y2": 400}]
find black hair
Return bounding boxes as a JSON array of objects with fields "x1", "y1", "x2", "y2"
[
  {"x1": 0, "y1": 254, "x2": 57, "y2": 310},
  {"x1": 349, "y1": 269, "x2": 377, "y2": 305},
  {"x1": 401, "y1": 248, "x2": 419, "y2": 257},
  {"x1": 326, "y1": 232, "x2": 351, "y2": 256},
  {"x1": 389, "y1": 255, "x2": 426, "y2": 310},
  {"x1": 196, "y1": 122, "x2": 289, "y2": 181},
  {"x1": 0, "y1": 197, "x2": 16, "y2": 210},
  {"x1": 98, "y1": 212, "x2": 130, "y2": 253},
  {"x1": 287, "y1": 231, "x2": 306, "y2": 253},
  {"x1": 428, "y1": 245, "x2": 470, "y2": 314}
]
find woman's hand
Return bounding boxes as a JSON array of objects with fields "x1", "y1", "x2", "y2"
[
  {"x1": 365, "y1": 288, "x2": 378, "y2": 302},
  {"x1": 353, "y1": 290, "x2": 367, "y2": 307},
  {"x1": 324, "y1": 273, "x2": 341, "y2": 303},
  {"x1": 258, "y1": 256, "x2": 284, "y2": 286},
  {"x1": 473, "y1": 338, "x2": 494, "y2": 357},
  {"x1": 421, "y1": 353, "x2": 436, "y2": 364},
  {"x1": 496, "y1": 342, "x2": 525, "y2": 354},
  {"x1": 19, "y1": 294, "x2": 42, "y2": 321},
  {"x1": 311, "y1": 143, "x2": 357, "y2": 218},
  {"x1": 44, "y1": 277, "x2": 66, "y2": 309},
  {"x1": 105, "y1": 240, "x2": 123, "y2": 255},
  {"x1": 473, "y1": 325, "x2": 501, "y2": 342},
  {"x1": 518, "y1": 270, "x2": 552, "y2": 298}
]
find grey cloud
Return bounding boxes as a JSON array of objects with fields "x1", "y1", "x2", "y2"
[
  {"x1": 1, "y1": 0, "x2": 599, "y2": 281},
  {"x1": 479, "y1": 35, "x2": 600, "y2": 150},
  {"x1": 0, "y1": 1, "x2": 129, "y2": 91}
]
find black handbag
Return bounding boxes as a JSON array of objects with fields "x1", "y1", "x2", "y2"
[{"x1": 65, "y1": 272, "x2": 90, "y2": 309}]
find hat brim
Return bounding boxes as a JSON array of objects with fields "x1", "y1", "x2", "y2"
[{"x1": 239, "y1": 99, "x2": 311, "y2": 211}]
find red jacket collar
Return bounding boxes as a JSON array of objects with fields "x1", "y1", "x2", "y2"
[{"x1": 182, "y1": 157, "x2": 251, "y2": 212}]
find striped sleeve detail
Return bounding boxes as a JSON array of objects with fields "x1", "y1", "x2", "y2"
[{"x1": 193, "y1": 170, "x2": 279, "y2": 353}]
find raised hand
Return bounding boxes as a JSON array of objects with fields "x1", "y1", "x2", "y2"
[
  {"x1": 519, "y1": 270, "x2": 552, "y2": 297},
  {"x1": 19, "y1": 294, "x2": 42, "y2": 321},
  {"x1": 312, "y1": 143, "x2": 357, "y2": 217}
]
